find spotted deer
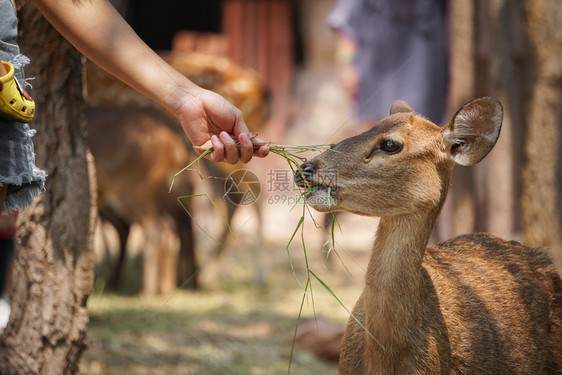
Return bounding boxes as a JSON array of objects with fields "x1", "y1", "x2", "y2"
[
  {"x1": 87, "y1": 106, "x2": 197, "y2": 292},
  {"x1": 86, "y1": 52, "x2": 269, "y2": 290},
  {"x1": 295, "y1": 97, "x2": 562, "y2": 374}
]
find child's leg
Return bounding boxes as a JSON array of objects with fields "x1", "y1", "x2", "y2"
[
  {"x1": 0, "y1": 217, "x2": 12, "y2": 331},
  {"x1": 0, "y1": 185, "x2": 6, "y2": 212},
  {"x1": 0, "y1": 210, "x2": 17, "y2": 297},
  {"x1": 0, "y1": 234, "x2": 14, "y2": 297}
]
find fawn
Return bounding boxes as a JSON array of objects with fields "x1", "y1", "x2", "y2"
[{"x1": 295, "y1": 97, "x2": 562, "y2": 374}]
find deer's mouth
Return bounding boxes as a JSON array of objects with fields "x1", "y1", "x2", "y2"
[
  {"x1": 303, "y1": 184, "x2": 338, "y2": 211},
  {"x1": 293, "y1": 163, "x2": 339, "y2": 211}
]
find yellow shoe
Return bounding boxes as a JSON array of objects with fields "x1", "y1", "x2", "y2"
[{"x1": 0, "y1": 61, "x2": 35, "y2": 123}]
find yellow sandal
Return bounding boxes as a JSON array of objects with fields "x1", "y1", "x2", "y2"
[{"x1": 0, "y1": 61, "x2": 35, "y2": 123}]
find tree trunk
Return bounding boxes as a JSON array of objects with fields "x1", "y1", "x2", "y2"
[
  {"x1": 473, "y1": 0, "x2": 522, "y2": 240},
  {"x1": 444, "y1": 0, "x2": 533, "y2": 245},
  {"x1": 0, "y1": 2, "x2": 96, "y2": 374},
  {"x1": 437, "y1": 0, "x2": 477, "y2": 242},
  {"x1": 521, "y1": 0, "x2": 562, "y2": 267}
]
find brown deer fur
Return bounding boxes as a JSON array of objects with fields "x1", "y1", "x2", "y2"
[
  {"x1": 85, "y1": 52, "x2": 269, "y2": 288},
  {"x1": 295, "y1": 97, "x2": 562, "y2": 374},
  {"x1": 87, "y1": 106, "x2": 198, "y2": 290}
]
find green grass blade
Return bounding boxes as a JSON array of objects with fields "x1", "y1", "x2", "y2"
[
  {"x1": 309, "y1": 270, "x2": 385, "y2": 351},
  {"x1": 169, "y1": 148, "x2": 213, "y2": 193},
  {"x1": 287, "y1": 278, "x2": 311, "y2": 375},
  {"x1": 177, "y1": 194, "x2": 221, "y2": 244},
  {"x1": 285, "y1": 216, "x2": 305, "y2": 292},
  {"x1": 294, "y1": 202, "x2": 318, "y2": 325},
  {"x1": 330, "y1": 211, "x2": 337, "y2": 252},
  {"x1": 207, "y1": 194, "x2": 235, "y2": 238},
  {"x1": 286, "y1": 216, "x2": 304, "y2": 249}
]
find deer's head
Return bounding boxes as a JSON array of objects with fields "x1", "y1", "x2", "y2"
[{"x1": 294, "y1": 97, "x2": 503, "y2": 216}]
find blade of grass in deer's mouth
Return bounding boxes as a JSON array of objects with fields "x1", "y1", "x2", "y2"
[
  {"x1": 192, "y1": 142, "x2": 339, "y2": 192},
  {"x1": 302, "y1": 184, "x2": 337, "y2": 199}
]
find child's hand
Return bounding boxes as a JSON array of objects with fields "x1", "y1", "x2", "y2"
[{"x1": 175, "y1": 88, "x2": 269, "y2": 164}]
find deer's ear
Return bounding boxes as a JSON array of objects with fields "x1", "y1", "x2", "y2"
[
  {"x1": 390, "y1": 100, "x2": 415, "y2": 115},
  {"x1": 443, "y1": 97, "x2": 503, "y2": 166}
]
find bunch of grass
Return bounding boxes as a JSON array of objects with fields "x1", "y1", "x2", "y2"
[{"x1": 167, "y1": 142, "x2": 336, "y2": 251}]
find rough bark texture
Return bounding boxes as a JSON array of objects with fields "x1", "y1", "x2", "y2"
[
  {"x1": 437, "y1": 0, "x2": 476, "y2": 242},
  {"x1": 0, "y1": 2, "x2": 96, "y2": 374},
  {"x1": 444, "y1": 0, "x2": 549, "y2": 249},
  {"x1": 474, "y1": 0, "x2": 518, "y2": 240},
  {"x1": 521, "y1": 0, "x2": 562, "y2": 267}
]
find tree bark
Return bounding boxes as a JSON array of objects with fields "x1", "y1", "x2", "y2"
[
  {"x1": 521, "y1": 0, "x2": 562, "y2": 267},
  {"x1": 0, "y1": 2, "x2": 96, "y2": 374},
  {"x1": 474, "y1": 0, "x2": 520, "y2": 240},
  {"x1": 438, "y1": 0, "x2": 477, "y2": 242},
  {"x1": 444, "y1": 0, "x2": 535, "y2": 245}
]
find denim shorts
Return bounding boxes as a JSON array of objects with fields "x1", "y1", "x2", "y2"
[{"x1": 0, "y1": 0, "x2": 46, "y2": 213}]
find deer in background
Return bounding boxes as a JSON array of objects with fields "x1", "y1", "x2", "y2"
[
  {"x1": 295, "y1": 97, "x2": 562, "y2": 374},
  {"x1": 86, "y1": 52, "x2": 269, "y2": 290},
  {"x1": 87, "y1": 106, "x2": 197, "y2": 292}
]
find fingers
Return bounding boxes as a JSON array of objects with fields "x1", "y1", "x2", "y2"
[
  {"x1": 195, "y1": 92, "x2": 269, "y2": 163},
  {"x1": 209, "y1": 135, "x2": 224, "y2": 162},
  {"x1": 249, "y1": 136, "x2": 269, "y2": 158},
  {"x1": 230, "y1": 109, "x2": 255, "y2": 162},
  {"x1": 208, "y1": 132, "x2": 238, "y2": 164},
  {"x1": 220, "y1": 131, "x2": 239, "y2": 164},
  {"x1": 228, "y1": 133, "x2": 269, "y2": 163},
  {"x1": 253, "y1": 145, "x2": 270, "y2": 158},
  {"x1": 238, "y1": 133, "x2": 254, "y2": 163},
  {"x1": 206, "y1": 133, "x2": 269, "y2": 163}
]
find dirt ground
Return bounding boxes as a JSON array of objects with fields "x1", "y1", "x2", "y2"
[
  {"x1": 81, "y1": 68, "x2": 378, "y2": 374},
  {"x1": 82, "y1": 235, "x2": 370, "y2": 375},
  {"x1": 83, "y1": 207, "x2": 376, "y2": 375}
]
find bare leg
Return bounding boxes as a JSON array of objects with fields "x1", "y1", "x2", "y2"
[{"x1": 0, "y1": 186, "x2": 7, "y2": 213}]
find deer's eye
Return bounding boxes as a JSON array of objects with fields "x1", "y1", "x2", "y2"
[
  {"x1": 380, "y1": 140, "x2": 403, "y2": 154},
  {"x1": 364, "y1": 139, "x2": 403, "y2": 162}
]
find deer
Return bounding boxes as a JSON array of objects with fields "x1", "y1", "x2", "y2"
[
  {"x1": 87, "y1": 105, "x2": 197, "y2": 292},
  {"x1": 85, "y1": 51, "x2": 269, "y2": 290},
  {"x1": 294, "y1": 97, "x2": 562, "y2": 374}
]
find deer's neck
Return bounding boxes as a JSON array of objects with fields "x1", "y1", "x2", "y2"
[{"x1": 363, "y1": 176, "x2": 449, "y2": 354}]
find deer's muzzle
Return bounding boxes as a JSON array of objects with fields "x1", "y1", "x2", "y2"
[{"x1": 294, "y1": 162, "x2": 316, "y2": 188}]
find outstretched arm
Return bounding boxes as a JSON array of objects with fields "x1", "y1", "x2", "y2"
[{"x1": 30, "y1": 0, "x2": 269, "y2": 163}]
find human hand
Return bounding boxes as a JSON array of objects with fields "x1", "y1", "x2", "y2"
[{"x1": 175, "y1": 87, "x2": 269, "y2": 164}]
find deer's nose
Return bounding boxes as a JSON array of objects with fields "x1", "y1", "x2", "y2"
[{"x1": 294, "y1": 162, "x2": 317, "y2": 187}]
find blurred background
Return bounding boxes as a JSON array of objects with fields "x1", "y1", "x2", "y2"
[
  {"x1": 83, "y1": 0, "x2": 562, "y2": 373},
  {"x1": 3, "y1": 0, "x2": 562, "y2": 374}
]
